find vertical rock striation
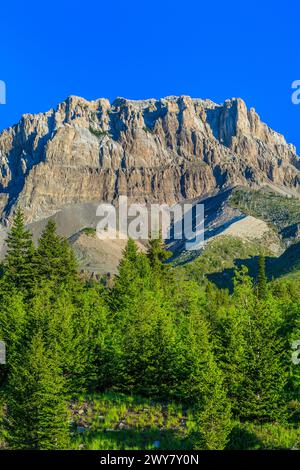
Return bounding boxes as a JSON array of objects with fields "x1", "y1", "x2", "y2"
[{"x1": 0, "y1": 95, "x2": 298, "y2": 223}]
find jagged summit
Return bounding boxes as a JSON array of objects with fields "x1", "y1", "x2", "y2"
[{"x1": 0, "y1": 94, "x2": 298, "y2": 224}]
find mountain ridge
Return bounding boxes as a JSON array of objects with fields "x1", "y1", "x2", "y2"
[{"x1": 0, "y1": 94, "x2": 299, "y2": 226}]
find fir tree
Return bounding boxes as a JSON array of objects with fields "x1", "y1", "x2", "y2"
[
  {"x1": 257, "y1": 255, "x2": 267, "y2": 299},
  {"x1": 6, "y1": 332, "x2": 70, "y2": 449},
  {"x1": 111, "y1": 238, "x2": 152, "y2": 310},
  {"x1": 219, "y1": 267, "x2": 287, "y2": 422},
  {"x1": 182, "y1": 309, "x2": 232, "y2": 449},
  {"x1": 239, "y1": 297, "x2": 287, "y2": 422},
  {"x1": 147, "y1": 233, "x2": 171, "y2": 275},
  {"x1": 4, "y1": 207, "x2": 35, "y2": 291},
  {"x1": 113, "y1": 287, "x2": 179, "y2": 397},
  {"x1": 35, "y1": 220, "x2": 77, "y2": 285},
  {"x1": 193, "y1": 361, "x2": 232, "y2": 450},
  {"x1": 122, "y1": 237, "x2": 139, "y2": 264},
  {"x1": 215, "y1": 267, "x2": 255, "y2": 414}
]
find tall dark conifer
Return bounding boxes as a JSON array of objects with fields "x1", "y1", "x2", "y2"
[
  {"x1": 6, "y1": 332, "x2": 70, "y2": 449},
  {"x1": 35, "y1": 220, "x2": 77, "y2": 285},
  {"x1": 4, "y1": 207, "x2": 35, "y2": 291},
  {"x1": 147, "y1": 233, "x2": 171, "y2": 281}
]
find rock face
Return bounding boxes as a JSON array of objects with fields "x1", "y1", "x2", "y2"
[{"x1": 0, "y1": 95, "x2": 299, "y2": 224}]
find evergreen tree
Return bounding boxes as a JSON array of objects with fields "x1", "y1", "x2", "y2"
[
  {"x1": 111, "y1": 238, "x2": 152, "y2": 310},
  {"x1": 4, "y1": 207, "x2": 35, "y2": 291},
  {"x1": 35, "y1": 220, "x2": 77, "y2": 285},
  {"x1": 193, "y1": 361, "x2": 232, "y2": 450},
  {"x1": 220, "y1": 267, "x2": 287, "y2": 422},
  {"x1": 122, "y1": 237, "x2": 138, "y2": 264},
  {"x1": 26, "y1": 284, "x2": 108, "y2": 394},
  {"x1": 238, "y1": 297, "x2": 287, "y2": 422},
  {"x1": 114, "y1": 287, "x2": 180, "y2": 397},
  {"x1": 257, "y1": 255, "x2": 267, "y2": 299},
  {"x1": 6, "y1": 333, "x2": 70, "y2": 449},
  {"x1": 182, "y1": 308, "x2": 232, "y2": 449},
  {"x1": 215, "y1": 267, "x2": 255, "y2": 414},
  {"x1": 147, "y1": 233, "x2": 171, "y2": 277}
]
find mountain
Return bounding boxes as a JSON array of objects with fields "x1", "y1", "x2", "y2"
[{"x1": 0, "y1": 94, "x2": 299, "y2": 275}]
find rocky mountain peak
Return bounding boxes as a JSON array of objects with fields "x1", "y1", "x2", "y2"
[{"x1": 0, "y1": 94, "x2": 298, "y2": 224}]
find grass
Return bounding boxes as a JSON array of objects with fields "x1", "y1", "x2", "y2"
[
  {"x1": 69, "y1": 392, "x2": 300, "y2": 450},
  {"x1": 180, "y1": 235, "x2": 272, "y2": 287},
  {"x1": 70, "y1": 392, "x2": 192, "y2": 450},
  {"x1": 229, "y1": 187, "x2": 300, "y2": 235},
  {"x1": 1, "y1": 389, "x2": 300, "y2": 450},
  {"x1": 173, "y1": 187, "x2": 300, "y2": 285},
  {"x1": 81, "y1": 227, "x2": 96, "y2": 237},
  {"x1": 228, "y1": 422, "x2": 300, "y2": 450}
]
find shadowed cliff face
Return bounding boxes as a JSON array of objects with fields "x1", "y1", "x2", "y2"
[{"x1": 0, "y1": 94, "x2": 299, "y2": 223}]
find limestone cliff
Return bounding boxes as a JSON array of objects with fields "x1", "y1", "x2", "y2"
[{"x1": 0, "y1": 95, "x2": 298, "y2": 223}]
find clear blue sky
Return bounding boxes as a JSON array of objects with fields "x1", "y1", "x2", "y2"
[{"x1": 0, "y1": 0, "x2": 299, "y2": 150}]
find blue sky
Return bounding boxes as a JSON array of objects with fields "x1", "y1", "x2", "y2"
[{"x1": 0, "y1": 0, "x2": 299, "y2": 149}]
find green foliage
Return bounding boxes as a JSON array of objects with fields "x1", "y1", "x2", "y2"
[
  {"x1": 4, "y1": 207, "x2": 35, "y2": 291},
  {"x1": 89, "y1": 127, "x2": 110, "y2": 138},
  {"x1": 6, "y1": 333, "x2": 70, "y2": 449},
  {"x1": 82, "y1": 227, "x2": 96, "y2": 236},
  {"x1": 229, "y1": 187, "x2": 300, "y2": 233},
  {"x1": 257, "y1": 255, "x2": 267, "y2": 299},
  {"x1": 35, "y1": 220, "x2": 78, "y2": 285},
  {"x1": 214, "y1": 267, "x2": 288, "y2": 423},
  {"x1": 181, "y1": 235, "x2": 272, "y2": 286},
  {"x1": 1, "y1": 208, "x2": 300, "y2": 450},
  {"x1": 192, "y1": 363, "x2": 232, "y2": 450},
  {"x1": 147, "y1": 234, "x2": 172, "y2": 285}
]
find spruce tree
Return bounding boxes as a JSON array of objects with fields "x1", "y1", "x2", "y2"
[
  {"x1": 111, "y1": 238, "x2": 152, "y2": 310},
  {"x1": 6, "y1": 332, "x2": 70, "y2": 449},
  {"x1": 239, "y1": 297, "x2": 287, "y2": 422},
  {"x1": 4, "y1": 207, "x2": 35, "y2": 291},
  {"x1": 193, "y1": 361, "x2": 232, "y2": 450},
  {"x1": 182, "y1": 308, "x2": 232, "y2": 449},
  {"x1": 113, "y1": 287, "x2": 177, "y2": 396},
  {"x1": 35, "y1": 220, "x2": 77, "y2": 285},
  {"x1": 122, "y1": 237, "x2": 138, "y2": 264},
  {"x1": 147, "y1": 233, "x2": 171, "y2": 276},
  {"x1": 26, "y1": 284, "x2": 106, "y2": 394},
  {"x1": 220, "y1": 266, "x2": 287, "y2": 422},
  {"x1": 215, "y1": 266, "x2": 255, "y2": 415}
]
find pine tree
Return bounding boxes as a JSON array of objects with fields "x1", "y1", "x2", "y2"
[
  {"x1": 25, "y1": 284, "x2": 108, "y2": 394},
  {"x1": 215, "y1": 267, "x2": 255, "y2": 415},
  {"x1": 217, "y1": 266, "x2": 287, "y2": 422},
  {"x1": 182, "y1": 309, "x2": 232, "y2": 450},
  {"x1": 238, "y1": 297, "x2": 287, "y2": 422},
  {"x1": 4, "y1": 207, "x2": 35, "y2": 291},
  {"x1": 113, "y1": 287, "x2": 178, "y2": 396},
  {"x1": 147, "y1": 233, "x2": 171, "y2": 276},
  {"x1": 111, "y1": 238, "x2": 152, "y2": 310},
  {"x1": 193, "y1": 361, "x2": 232, "y2": 450},
  {"x1": 257, "y1": 255, "x2": 267, "y2": 299},
  {"x1": 35, "y1": 220, "x2": 77, "y2": 285},
  {"x1": 122, "y1": 237, "x2": 138, "y2": 264},
  {"x1": 6, "y1": 332, "x2": 70, "y2": 449}
]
